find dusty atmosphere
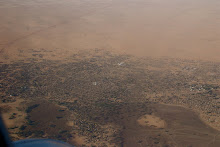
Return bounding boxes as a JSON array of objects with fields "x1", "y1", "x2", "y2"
[
  {"x1": 1, "y1": 0, "x2": 220, "y2": 147},
  {"x1": 1, "y1": 0, "x2": 220, "y2": 61}
]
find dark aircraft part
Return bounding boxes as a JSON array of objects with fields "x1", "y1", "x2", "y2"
[
  {"x1": 0, "y1": 116, "x2": 74, "y2": 147},
  {"x1": 0, "y1": 117, "x2": 12, "y2": 147},
  {"x1": 13, "y1": 139, "x2": 73, "y2": 147}
]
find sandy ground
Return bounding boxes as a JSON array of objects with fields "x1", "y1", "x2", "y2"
[
  {"x1": 0, "y1": 99, "x2": 26, "y2": 140},
  {"x1": 1, "y1": 0, "x2": 220, "y2": 62},
  {"x1": 0, "y1": 99, "x2": 26, "y2": 128},
  {"x1": 123, "y1": 104, "x2": 220, "y2": 147},
  {"x1": 137, "y1": 114, "x2": 166, "y2": 128}
]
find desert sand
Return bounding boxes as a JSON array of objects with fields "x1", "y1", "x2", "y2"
[{"x1": 1, "y1": 0, "x2": 220, "y2": 62}]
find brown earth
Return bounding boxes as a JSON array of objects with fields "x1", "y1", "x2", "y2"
[
  {"x1": 122, "y1": 104, "x2": 220, "y2": 147},
  {"x1": 24, "y1": 101, "x2": 71, "y2": 140},
  {"x1": 1, "y1": 0, "x2": 220, "y2": 62},
  {"x1": 1, "y1": 0, "x2": 220, "y2": 146},
  {"x1": 137, "y1": 114, "x2": 166, "y2": 129},
  {"x1": 1, "y1": 50, "x2": 220, "y2": 146},
  {"x1": 0, "y1": 99, "x2": 26, "y2": 128}
]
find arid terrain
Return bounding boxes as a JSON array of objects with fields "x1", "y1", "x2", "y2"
[
  {"x1": 1, "y1": 49, "x2": 220, "y2": 147},
  {"x1": 1, "y1": 0, "x2": 220, "y2": 62},
  {"x1": 1, "y1": 0, "x2": 220, "y2": 147}
]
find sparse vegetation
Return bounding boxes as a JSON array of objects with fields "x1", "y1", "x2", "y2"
[
  {"x1": 26, "y1": 104, "x2": 40, "y2": 113},
  {"x1": 1, "y1": 49, "x2": 220, "y2": 146},
  {"x1": 19, "y1": 125, "x2": 27, "y2": 131}
]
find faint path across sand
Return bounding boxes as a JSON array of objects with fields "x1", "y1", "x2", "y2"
[
  {"x1": 0, "y1": 0, "x2": 115, "y2": 54},
  {"x1": 1, "y1": 0, "x2": 220, "y2": 62}
]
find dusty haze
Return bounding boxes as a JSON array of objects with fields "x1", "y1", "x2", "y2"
[
  {"x1": 2, "y1": 0, "x2": 220, "y2": 146},
  {"x1": 1, "y1": 0, "x2": 220, "y2": 61}
]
